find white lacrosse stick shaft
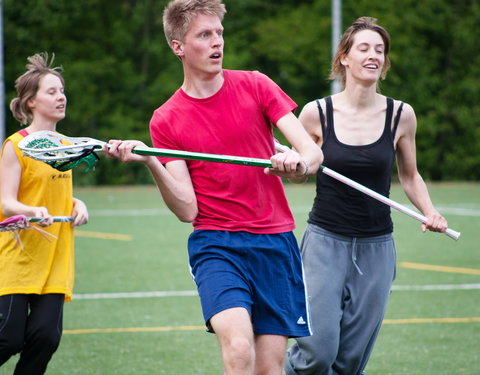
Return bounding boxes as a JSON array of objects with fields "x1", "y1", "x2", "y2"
[{"x1": 274, "y1": 142, "x2": 460, "y2": 240}]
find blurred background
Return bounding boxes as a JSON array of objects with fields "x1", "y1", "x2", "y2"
[{"x1": 2, "y1": 0, "x2": 479, "y2": 185}]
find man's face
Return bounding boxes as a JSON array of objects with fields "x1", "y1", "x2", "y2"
[{"x1": 173, "y1": 13, "x2": 224, "y2": 77}]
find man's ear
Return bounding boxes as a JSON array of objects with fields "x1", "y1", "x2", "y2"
[{"x1": 171, "y1": 40, "x2": 184, "y2": 57}]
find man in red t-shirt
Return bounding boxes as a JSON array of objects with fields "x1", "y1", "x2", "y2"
[{"x1": 105, "y1": 1, "x2": 323, "y2": 373}]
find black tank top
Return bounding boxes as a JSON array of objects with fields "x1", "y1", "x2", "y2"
[{"x1": 308, "y1": 96, "x2": 403, "y2": 237}]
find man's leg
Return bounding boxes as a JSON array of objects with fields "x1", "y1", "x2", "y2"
[
  {"x1": 210, "y1": 307, "x2": 255, "y2": 375},
  {"x1": 255, "y1": 334, "x2": 288, "y2": 375}
]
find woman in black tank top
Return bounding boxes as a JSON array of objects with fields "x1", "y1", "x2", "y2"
[{"x1": 285, "y1": 17, "x2": 449, "y2": 375}]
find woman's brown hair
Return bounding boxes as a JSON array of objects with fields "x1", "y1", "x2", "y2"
[{"x1": 10, "y1": 52, "x2": 64, "y2": 125}]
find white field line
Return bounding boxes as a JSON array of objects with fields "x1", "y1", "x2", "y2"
[
  {"x1": 73, "y1": 290, "x2": 198, "y2": 300},
  {"x1": 72, "y1": 284, "x2": 480, "y2": 301},
  {"x1": 89, "y1": 205, "x2": 480, "y2": 217},
  {"x1": 434, "y1": 206, "x2": 480, "y2": 217},
  {"x1": 392, "y1": 283, "x2": 480, "y2": 291}
]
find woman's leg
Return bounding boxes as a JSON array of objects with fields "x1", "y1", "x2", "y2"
[
  {"x1": 0, "y1": 294, "x2": 29, "y2": 366},
  {"x1": 14, "y1": 294, "x2": 65, "y2": 375}
]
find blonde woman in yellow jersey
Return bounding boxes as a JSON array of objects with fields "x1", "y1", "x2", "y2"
[{"x1": 0, "y1": 53, "x2": 88, "y2": 375}]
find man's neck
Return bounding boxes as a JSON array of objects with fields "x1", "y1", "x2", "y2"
[{"x1": 181, "y1": 69, "x2": 224, "y2": 99}]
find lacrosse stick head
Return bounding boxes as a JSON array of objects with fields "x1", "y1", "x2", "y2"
[
  {"x1": 0, "y1": 215, "x2": 63, "y2": 249},
  {"x1": 0, "y1": 215, "x2": 29, "y2": 232},
  {"x1": 0, "y1": 215, "x2": 29, "y2": 250},
  {"x1": 18, "y1": 131, "x2": 102, "y2": 172}
]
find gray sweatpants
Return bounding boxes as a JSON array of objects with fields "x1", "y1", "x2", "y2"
[{"x1": 285, "y1": 224, "x2": 396, "y2": 375}]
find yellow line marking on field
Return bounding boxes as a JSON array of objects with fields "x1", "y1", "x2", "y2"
[
  {"x1": 383, "y1": 317, "x2": 480, "y2": 324},
  {"x1": 64, "y1": 318, "x2": 480, "y2": 335},
  {"x1": 75, "y1": 230, "x2": 133, "y2": 241},
  {"x1": 399, "y1": 262, "x2": 480, "y2": 275},
  {"x1": 64, "y1": 325, "x2": 205, "y2": 335}
]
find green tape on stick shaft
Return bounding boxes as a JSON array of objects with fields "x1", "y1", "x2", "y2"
[{"x1": 132, "y1": 147, "x2": 273, "y2": 167}]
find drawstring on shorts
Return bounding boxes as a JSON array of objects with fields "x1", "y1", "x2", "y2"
[{"x1": 351, "y1": 238, "x2": 364, "y2": 275}]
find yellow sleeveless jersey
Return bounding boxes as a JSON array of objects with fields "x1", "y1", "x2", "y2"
[{"x1": 0, "y1": 131, "x2": 75, "y2": 301}]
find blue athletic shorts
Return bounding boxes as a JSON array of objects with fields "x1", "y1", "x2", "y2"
[{"x1": 188, "y1": 230, "x2": 311, "y2": 338}]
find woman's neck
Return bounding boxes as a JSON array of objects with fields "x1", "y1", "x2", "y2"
[
  {"x1": 336, "y1": 82, "x2": 381, "y2": 111},
  {"x1": 25, "y1": 121, "x2": 57, "y2": 133}
]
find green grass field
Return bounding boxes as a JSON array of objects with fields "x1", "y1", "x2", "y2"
[{"x1": 1, "y1": 182, "x2": 478, "y2": 374}]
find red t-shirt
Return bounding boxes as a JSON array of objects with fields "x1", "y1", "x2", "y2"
[{"x1": 149, "y1": 70, "x2": 296, "y2": 234}]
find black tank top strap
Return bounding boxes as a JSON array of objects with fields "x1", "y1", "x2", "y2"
[
  {"x1": 392, "y1": 101, "x2": 404, "y2": 140},
  {"x1": 315, "y1": 99, "x2": 327, "y2": 134},
  {"x1": 325, "y1": 96, "x2": 334, "y2": 130},
  {"x1": 385, "y1": 97, "x2": 394, "y2": 130}
]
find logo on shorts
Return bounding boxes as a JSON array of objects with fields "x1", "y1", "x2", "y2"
[{"x1": 297, "y1": 316, "x2": 306, "y2": 325}]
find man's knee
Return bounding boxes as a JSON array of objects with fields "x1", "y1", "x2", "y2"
[{"x1": 223, "y1": 336, "x2": 255, "y2": 365}]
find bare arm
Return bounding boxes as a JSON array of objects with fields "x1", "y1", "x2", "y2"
[
  {"x1": 1, "y1": 141, "x2": 54, "y2": 226},
  {"x1": 395, "y1": 103, "x2": 448, "y2": 233},
  {"x1": 267, "y1": 111, "x2": 323, "y2": 182},
  {"x1": 105, "y1": 140, "x2": 198, "y2": 222},
  {"x1": 271, "y1": 101, "x2": 324, "y2": 183},
  {"x1": 298, "y1": 100, "x2": 324, "y2": 147},
  {"x1": 146, "y1": 158, "x2": 198, "y2": 222}
]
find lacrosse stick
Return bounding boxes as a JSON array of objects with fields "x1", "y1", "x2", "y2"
[
  {"x1": 18, "y1": 131, "x2": 460, "y2": 240},
  {"x1": 18, "y1": 131, "x2": 270, "y2": 171},
  {"x1": 317, "y1": 167, "x2": 460, "y2": 240},
  {"x1": 273, "y1": 143, "x2": 460, "y2": 241},
  {"x1": 0, "y1": 215, "x2": 74, "y2": 250},
  {"x1": 27, "y1": 216, "x2": 74, "y2": 223},
  {"x1": 0, "y1": 215, "x2": 73, "y2": 231}
]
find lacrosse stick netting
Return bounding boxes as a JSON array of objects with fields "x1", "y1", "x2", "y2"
[
  {"x1": 18, "y1": 131, "x2": 103, "y2": 172},
  {"x1": 0, "y1": 215, "x2": 73, "y2": 249}
]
